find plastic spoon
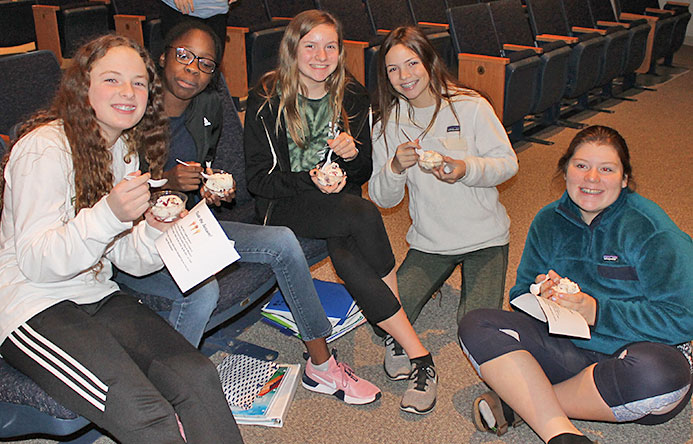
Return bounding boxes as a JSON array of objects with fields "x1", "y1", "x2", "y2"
[
  {"x1": 321, "y1": 127, "x2": 340, "y2": 172},
  {"x1": 401, "y1": 129, "x2": 424, "y2": 158},
  {"x1": 124, "y1": 175, "x2": 168, "y2": 188},
  {"x1": 176, "y1": 159, "x2": 212, "y2": 179},
  {"x1": 529, "y1": 275, "x2": 551, "y2": 295},
  {"x1": 402, "y1": 129, "x2": 454, "y2": 173}
]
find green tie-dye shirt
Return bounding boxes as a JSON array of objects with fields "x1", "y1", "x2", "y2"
[{"x1": 287, "y1": 94, "x2": 335, "y2": 172}]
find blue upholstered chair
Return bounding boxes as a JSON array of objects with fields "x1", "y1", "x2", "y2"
[{"x1": 0, "y1": 50, "x2": 61, "y2": 139}]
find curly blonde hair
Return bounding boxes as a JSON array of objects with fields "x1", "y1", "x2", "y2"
[
  {"x1": 1, "y1": 34, "x2": 168, "y2": 213},
  {"x1": 257, "y1": 9, "x2": 351, "y2": 148}
]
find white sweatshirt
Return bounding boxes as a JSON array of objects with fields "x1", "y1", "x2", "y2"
[
  {"x1": 0, "y1": 122, "x2": 164, "y2": 344},
  {"x1": 369, "y1": 94, "x2": 518, "y2": 255}
]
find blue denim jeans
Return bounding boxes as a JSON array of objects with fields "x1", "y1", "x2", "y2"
[{"x1": 115, "y1": 221, "x2": 332, "y2": 347}]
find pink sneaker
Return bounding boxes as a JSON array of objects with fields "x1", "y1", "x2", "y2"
[{"x1": 302, "y1": 354, "x2": 381, "y2": 405}]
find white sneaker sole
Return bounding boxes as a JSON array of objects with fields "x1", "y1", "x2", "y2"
[{"x1": 400, "y1": 399, "x2": 436, "y2": 415}]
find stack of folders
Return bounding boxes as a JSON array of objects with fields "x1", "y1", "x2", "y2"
[
  {"x1": 261, "y1": 279, "x2": 366, "y2": 343},
  {"x1": 230, "y1": 364, "x2": 301, "y2": 427}
]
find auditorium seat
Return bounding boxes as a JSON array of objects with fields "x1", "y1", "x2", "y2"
[
  {"x1": 223, "y1": 0, "x2": 287, "y2": 97},
  {"x1": 588, "y1": 0, "x2": 651, "y2": 89},
  {"x1": 615, "y1": 0, "x2": 677, "y2": 74},
  {"x1": 487, "y1": 0, "x2": 572, "y2": 142},
  {"x1": 446, "y1": 3, "x2": 541, "y2": 140},
  {"x1": 525, "y1": 0, "x2": 606, "y2": 119},
  {"x1": 314, "y1": 0, "x2": 383, "y2": 88},
  {"x1": 0, "y1": 0, "x2": 37, "y2": 56},
  {"x1": 32, "y1": 1, "x2": 110, "y2": 67},
  {"x1": 110, "y1": 0, "x2": 164, "y2": 58},
  {"x1": 563, "y1": 0, "x2": 630, "y2": 100}
]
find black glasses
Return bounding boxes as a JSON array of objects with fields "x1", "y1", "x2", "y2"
[{"x1": 168, "y1": 46, "x2": 217, "y2": 74}]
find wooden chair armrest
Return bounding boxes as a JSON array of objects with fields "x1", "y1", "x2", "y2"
[
  {"x1": 597, "y1": 20, "x2": 628, "y2": 28},
  {"x1": 665, "y1": 1, "x2": 689, "y2": 7},
  {"x1": 572, "y1": 26, "x2": 607, "y2": 35},
  {"x1": 32, "y1": 5, "x2": 63, "y2": 66},
  {"x1": 620, "y1": 12, "x2": 659, "y2": 23},
  {"x1": 270, "y1": 16, "x2": 292, "y2": 23},
  {"x1": 503, "y1": 43, "x2": 543, "y2": 54},
  {"x1": 114, "y1": 14, "x2": 146, "y2": 46},
  {"x1": 0, "y1": 42, "x2": 37, "y2": 56},
  {"x1": 458, "y1": 53, "x2": 509, "y2": 65},
  {"x1": 418, "y1": 21, "x2": 449, "y2": 30},
  {"x1": 377, "y1": 29, "x2": 389, "y2": 35},
  {"x1": 645, "y1": 7, "x2": 674, "y2": 14},
  {"x1": 536, "y1": 34, "x2": 578, "y2": 44},
  {"x1": 1, "y1": 134, "x2": 10, "y2": 146}
]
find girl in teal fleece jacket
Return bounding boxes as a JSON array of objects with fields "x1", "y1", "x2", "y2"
[{"x1": 458, "y1": 126, "x2": 692, "y2": 444}]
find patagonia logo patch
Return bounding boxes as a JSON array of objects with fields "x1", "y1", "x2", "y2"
[
  {"x1": 603, "y1": 255, "x2": 619, "y2": 262},
  {"x1": 447, "y1": 125, "x2": 460, "y2": 132}
]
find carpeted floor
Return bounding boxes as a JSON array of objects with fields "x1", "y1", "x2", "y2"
[{"x1": 7, "y1": 47, "x2": 692, "y2": 444}]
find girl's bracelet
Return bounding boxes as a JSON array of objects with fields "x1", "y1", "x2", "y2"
[{"x1": 343, "y1": 148, "x2": 359, "y2": 162}]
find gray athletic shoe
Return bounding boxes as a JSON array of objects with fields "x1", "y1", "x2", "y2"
[
  {"x1": 383, "y1": 335, "x2": 411, "y2": 380},
  {"x1": 400, "y1": 362, "x2": 437, "y2": 415}
]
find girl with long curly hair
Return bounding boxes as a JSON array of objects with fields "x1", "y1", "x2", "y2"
[
  {"x1": 0, "y1": 35, "x2": 243, "y2": 443},
  {"x1": 244, "y1": 10, "x2": 437, "y2": 413}
]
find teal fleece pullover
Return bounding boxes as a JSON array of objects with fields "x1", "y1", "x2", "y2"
[{"x1": 509, "y1": 189, "x2": 693, "y2": 355}]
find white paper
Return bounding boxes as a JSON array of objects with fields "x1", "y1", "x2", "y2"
[
  {"x1": 511, "y1": 293, "x2": 591, "y2": 339},
  {"x1": 155, "y1": 200, "x2": 240, "y2": 292}
]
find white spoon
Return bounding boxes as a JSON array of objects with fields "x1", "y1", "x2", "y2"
[
  {"x1": 176, "y1": 159, "x2": 212, "y2": 179},
  {"x1": 321, "y1": 127, "x2": 341, "y2": 172},
  {"x1": 401, "y1": 129, "x2": 424, "y2": 158},
  {"x1": 529, "y1": 275, "x2": 551, "y2": 295},
  {"x1": 124, "y1": 175, "x2": 168, "y2": 188},
  {"x1": 321, "y1": 149, "x2": 334, "y2": 172}
]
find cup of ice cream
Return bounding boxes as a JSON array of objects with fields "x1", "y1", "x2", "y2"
[
  {"x1": 149, "y1": 190, "x2": 187, "y2": 222},
  {"x1": 316, "y1": 162, "x2": 345, "y2": 187},
  {"x1": 202, "y1": 169, "x2": 235, "y2": 197},
  {"x1": 418, "y1": 150, "x2": 444, "y2": 171},
  {"x1": 552, "y1": 278, "x2": 580, "y2": 294}
]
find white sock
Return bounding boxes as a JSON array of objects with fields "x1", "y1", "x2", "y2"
[
  {"x1": 310, "y1": 358, "x2": 330, "y2": 372},
  {"x1": 478, "y1": 400, "x2": 497, "y2": 428}
]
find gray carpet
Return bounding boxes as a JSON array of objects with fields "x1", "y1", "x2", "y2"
[{"x1": 7, "y1": 47, "x2": 692, "y2": 444}]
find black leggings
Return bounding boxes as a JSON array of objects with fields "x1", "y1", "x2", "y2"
[
  {"x1": 458, "y1": 309, "x2": 692, "y2": 425},
  {"x1": 0, "y1": 294, "x2": 242, "y2": 444},
  {"x1": 269, "y1": 190, "x2": 400, "y2": 323}
]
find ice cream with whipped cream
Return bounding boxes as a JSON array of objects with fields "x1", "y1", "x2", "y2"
[
  {"x1": 204, "y1": 171, "x2": 234, "y2": 197},
  {"x1": 553, "y1": 277, "x2": 580, "y2": 294},
  {"x1": 150, "y1": 192, "x2": 186, "y2": 222},
  {"x1": 418, "y1": 150, "x2": 444, "y2": 170},
  {"x1": 316, "y1": 162, "x2": 345, "y2": 186}
]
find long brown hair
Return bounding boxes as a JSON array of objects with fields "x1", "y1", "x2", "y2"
[
  {"x1": 375, "y1": 26, "x2": 476, "y2": 153},
  {"x1": 1, "y1": 34, "x2": 168, "y2": 213},
  {"x1": 256, "y1": 9, "x2": 351, "y2": 148}
]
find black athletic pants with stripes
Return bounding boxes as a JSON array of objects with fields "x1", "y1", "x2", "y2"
[{"x1": 0, "y1": 293, "x2": 243, "y2": 444}]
